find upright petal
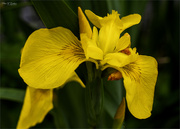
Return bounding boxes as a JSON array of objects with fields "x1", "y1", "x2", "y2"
[
  {"x1": 119, "y1": 55, "x2": 158, "y2": 119},
  {"x1": 19, "y1": 27, "x2": 86, "y2": 89},
  {"x1": 115, "y1": 33, "x2": 131, "y2": 52},
  {"x1": 78, "y1": 7, "x2": 92, "y2": 39},
  {"x1": 100, "y1": 10, "x2": 123, "y2": 28},
  {"x1": 80, "y1": 27, "x2": 103, "y2": 60},
  {"x1": 121, "y1": 14, "x2": 141, "y2": 32},
  {"x1": 99, "y1": 24, "x2": 121, "y2": 54},
  {"x1": 85, "y1": 10, "x2": 127, "y2": 54},
  {"x1": 17, "y1": 86, "x2": 53, "y2": 129},
  {"x1": 85, "y1": 10, "x2": 102, "y2": 28},
  {"x1": 85, "y1": 44, "x2": 103, "y2": 60},
  {"x1": 85, "y1": 10, "x2": 123, "y2": 29}
]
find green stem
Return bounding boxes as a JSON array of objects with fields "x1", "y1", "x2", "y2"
[
  {"x1": 85, "y1": 62, "x2": 104, "y2": 128},
  {"x1": 52, "y1": 89, "x2": 67, "y2": 128}
]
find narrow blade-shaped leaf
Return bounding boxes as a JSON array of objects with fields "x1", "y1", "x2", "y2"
[
  {"x1": 31, "y1": 0, "x2": 79, "y2": 37},
  {"x1": 0, "y1": 88, "x2": 25, "y2": 102}
]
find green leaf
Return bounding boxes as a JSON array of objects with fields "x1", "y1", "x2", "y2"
[
  {"x1": 113, "y1": 98, "x2": 126, "y2": 129},
  {"x1": 52, "y1": 82, "x2": 88, "y2": 128},
  {"x1": 104, "y1": 80, "x2": 123, "y2": 118},
  {"x1": 31, "y1": 0, "x2": 79, "y2": 37},
  {"x1": 0, "y1": 88, "x2": 25, "y2": 102}
]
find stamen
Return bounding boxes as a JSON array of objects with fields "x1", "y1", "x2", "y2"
[
  {"x1": 121, "y1": 48, "x2": 131, "y2": 55},
  {"x1": 108, "y1": 71, "x2": 123, "y2": 81}
]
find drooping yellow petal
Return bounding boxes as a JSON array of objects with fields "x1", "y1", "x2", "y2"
[
  {"x1": 121, "y1": 14, "x2": 141, "y2": 32},
  {"x1": 78, "y1": 7, "x2": 92, "y2": 39},
  {"x1": 19, "y1": 27, "x2": 86, "y2": 89},
  {"x1": 115, "y1": 33, "x2": 131, "y2": 52},
  {"x1": 17, "y1": 86, "x2": 53, "y2": 129},
  {"x1": 119, "y1": 55, "x2": 158, "y2": 119}
]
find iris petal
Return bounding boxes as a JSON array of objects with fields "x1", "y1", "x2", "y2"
[
  {"x1": 85, "y1": 10, "x2": 102, "y2": 28},
  {"x1": 99, "y1": 25, "x2": 121, "y2": 54},
  {"x1": 17, "y1": 86, "x2": 53, "y2": 129},
  {"x1": 102, "y1": 49, "x2": 138, "y2": 67},
  {"x1": 78, "y1": 7, "x2": 92, "y2": 39},
  {"x1": 85, "y1": 10, "x2": 123, "y2": 54},
  {"x1": 85, "y1": 10, "x2": 123, "y2": 29},
  {"x1": 121, "y1": 14, "x2": 141, "y2": 33},
  {"x1": 81, "y1": 27, "x2": 103, "y2": 60},
  {"x1": 19, "y1": 27, "x2": 86, "y2": 89},
  {"x1": 115, "y1": 33, "x2": 131, "y2": 52},
  {"x1": 120, "y1": 55, "x2": 158, "y2": 119}
]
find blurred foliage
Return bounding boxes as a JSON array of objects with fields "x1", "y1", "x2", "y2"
[{"x1": 0, "y1": 0, "x2": 179, "y2": 128}]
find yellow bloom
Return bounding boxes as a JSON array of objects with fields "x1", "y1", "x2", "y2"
[
  {"x1": 82, "y1": 9, "x2": 158, "y2": 119},
  {"x1": 17, "y1": 7, "x2": 158, "y2": 128}
]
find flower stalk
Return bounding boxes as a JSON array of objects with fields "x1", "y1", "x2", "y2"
[
  {"x1": 85, "y1": 62, "x2": 104, "y2": 128},
  {"x1": 52, "y1": 90, "x2": 67, "y2": 128}
]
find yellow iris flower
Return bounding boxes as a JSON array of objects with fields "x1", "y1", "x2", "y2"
[{"x1": 17, "y1": 7, "x2": 158, "y2": 129}]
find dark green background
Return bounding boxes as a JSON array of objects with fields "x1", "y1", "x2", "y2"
[{"x1": 0, "y1": 0, "x2": 179, "y2": 128}]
